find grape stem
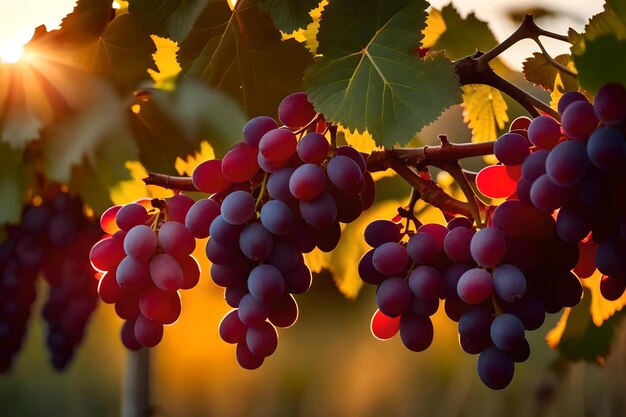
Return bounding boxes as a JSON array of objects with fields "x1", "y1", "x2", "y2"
[{"x1": 143, "y1": 173, "x2": 197, "y2": 191}]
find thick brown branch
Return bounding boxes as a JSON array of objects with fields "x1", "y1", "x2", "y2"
[
  {"x1": 143, "y1": 173, "x2": 197, "y2": 191},
  {"x1": 384, "y1": 158, "x2": 472, "y2": 219},
  {"x1": 367, "y1": 141, "x2": 495, "y2": 172}
]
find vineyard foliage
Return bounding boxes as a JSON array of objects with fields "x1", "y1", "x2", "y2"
[{"x1": 1, "y1": 0, "x2": 626, "y2": 369}]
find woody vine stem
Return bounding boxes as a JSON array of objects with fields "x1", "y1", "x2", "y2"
[{"x1": 142, "y1": 15, "x2": 572, "y2": 228}]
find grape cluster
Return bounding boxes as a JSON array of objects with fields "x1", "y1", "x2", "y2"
[
  {"x1": 494, "y1": 83, "x2": 626, "y2": 301},
  {"x1": 1, "y1": 192, "x2": 101, "y2": 372},
  {"x1": 91, "y1": 195, "x2": 200, "y2": 350},
  {"x1": 360, "y1": 196, "x2": 583, "y2": 389},
  {"x1": 188, "y1": 92, "x2": 374, "y2": 369}
]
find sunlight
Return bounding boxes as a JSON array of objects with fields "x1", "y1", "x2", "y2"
[{"x1": 0, "y1": 44, "x2": 25, "y2": 64}]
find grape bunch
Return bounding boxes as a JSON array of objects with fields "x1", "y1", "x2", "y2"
[
  {"x1": 0, "y1": 191, "x2": 101, "y2": 372},
  {"x1": 187, "y1": 92, "x2": 375, "y2": 369},
  {"x1": 360, "y1": 195, "x2": 583, "y2": 389},
  {"x1": 90, "y1": 195, "x2": 200, "y2": 350},
  {"x1": 493, "y1": 82, "x2": 626, "y2": 301}
]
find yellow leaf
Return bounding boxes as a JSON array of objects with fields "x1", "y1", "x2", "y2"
[
  {"x1": 581, "y1": 270, "x2": 626, "y2": 326},
  {"x1": 149, "y1": 35, "x2": 181, "y2": 90},
  {"x1": 175, "y1": 141, "x2": 216, "y2": 177},
  {"x1": 281, "y1": 0, "x2": 327, "y2": 55},
  {"x1": 422, "y1": 8, "x2": 445, "y2": 49},
  {"x1": 462, "y1": 84, "x2": 509, "y2": 143},
  {"x1": 546, "y1": 307, "x2": 571, "y2": 348},
  {"x1": 109, "y1": 161, "x2": 173, "y2": 205},
  {"x1": 304, "y1": 200, "x2": 403, "y2": 299}
]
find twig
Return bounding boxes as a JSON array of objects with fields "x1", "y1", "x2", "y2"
[{"x1": 143, "y1": 173, "x2": 197, "y2": 191}]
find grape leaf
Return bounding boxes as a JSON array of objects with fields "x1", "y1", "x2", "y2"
[
  {"x1": 421, "y1": 7, "x2": 445, "y2": 49},
  {"x1": 304, "y1": 0, "x2": 461, "y2": 148},
  {"x1": 570, "y1": 0, "x2": 626, "y2": 93},
  {"x1": 574, "y1": 36, "x2": 626, "y2": 93},
  {"x1": 581, "y1": 270, "x2": 626, "y2": 327},
  {"x1": 461, "y1": 84, "x2": 508, "y2": 143},
  {"x1": 0, "y1": 142, "x2": 27, "y2": 224},
  {"x1": 127, "y1": 0, "x2": 209, "y2": 42},
  {"x1": 149, "y1": 35, "x2": 182, "y2": 89},
  {"x1": 258, "y1": 0, "x2": 319, "y2": 33},
  {"x1": 178, "y1": 0, "x2": 313, "y2": 119},
  {"x1": 546, "y1": 289, "x2": 626, "y2": 364},
  {"x1": 129, "y1": 80, "x2": 246, "y2": 174},
  {"x1": 431, "y1": 4, "x2": 498, "y2": 60},
  {"x1": 522, "y1": 53, "x2": 579, "y2": 93}
]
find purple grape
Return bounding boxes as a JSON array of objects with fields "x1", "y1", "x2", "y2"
[
  {"x1": 158, "y1": 221, "x2": 195, "y2": 257},
  {"x1": 364, "y1": 220, "x2": 402, "y2": 248},
  {"x1": 527, "y1": 116, "x2": 561, "y2": 149},
  {"x1": 408, "y1": 266, "x2": 444, "y2": 300},
  {"x1": 267, "y1": 167, "x2": 295, "y2": 201},
  {"x1": 490, "y1": 313, "x2": 525, "y2": 352},
  {"x1": 556, "y1": 202, "x2": 592, "y2": 243},
  {"x1": 593, "y1": 82, "x2": 626, "y2": 125},
  {"x1": 209, "y1": 215, "x2": 244, "y2": 245},
  {"x1": 248, "y1": 264, "x2": 284, "y2": 303},
  {"x1": 336, "y1": 146, "x2": 366, "y2": 173},
  {"x1": 399, "y1": 313, "x2": 433, "y2": 352},
  {"x1": 260, "y1": 200, "x2": 295, "y2": 235},
  {"x1": 297, "y1": 132, "x2": 329, "y2": 164},
  {"x1": 268, "y1": 294, "x2": 299, "y2": 328},
  {"x1": 587, "y1": 127, "x2": 626, "y2": 170},
  {"x1": 219, "y1": 309, "x2": 248, "y2": 344},
  {"x1": 561, "y1": 100, "x2": 598, "y2": 141},
  {"x1": 372, "y1": 242, "x2": 409, "y2": 276},
  {"x1": 457, "y1": 268, "x2": 493, "y2": 304},
  {"x1": 447, "y1": 217, "x2": 473, "y2": 230},
  {"x1": 477, "y1": 347, "x2": 514, "y2": 389},
  {"x1": 238, "y1": 294, "x2": 270, "y2": 326},
  {"x1": 243, "y1": 116, "x2": 278, "y2": 148},
  {"x1": 267, "y1": 241, "x2": 300, "y2": 272},
  {"x1": 376, "y1": 277, "x2": 411, "y2": 317},
  {"x1": 246, "y1": 321, "x2": 278, "y2": 357},
  {"x1": 299, "y1": 191, "x2": 337, "y2": 228},
  {"x1": 407, "y1": 233, "x2": 438, "y2": 265},
  {"x1": 289, "y1": 164, "x2": 327, "y2": 201},
  {"x1": 327, "y1": 156, "x2": 363, "y2": 190},
  {"x1": 236, "y1": 341, "x2": 264, "y2": 370},
  {"x1": 529, "y1": 174, "x2": 573, "y2": 212},
  {"x1": 545, "y1": 140, "x2": 589, "y2": 186},
  {"x1": 283, "y1": 262, "x2": 312, "y2": 294},
  {"x1": 469, "y1": 227, "x2": 506, "y2": 267},
  {"x1": 358, "y1": 249, "x2": 387, "y2": 285},
  {"x1": 521, "y1": 149, "x2": 549, "y2": 181},
  {"x1": 557, "y1": 91, "x2": 587, "y2": 115},
  {"x1": 492, "y1": 264, "x2": 526, "y2": 303},
  {"x1": 116, "y1": 256, "x2": 150, "y2": 290},
  {"x1": 220, "y1": 191, "x2": 256, "y2": 225},
  {"x1": 443, "y1": 227, "x2": 473, "y2": 262},
  {"x1": 494, "y1": 132, "x2": 530, "y2": 165},
  {"x1": 185, "y1": 198, "x2": 220, "y2": 239},
  {"x1": 458, "y1": 306, "x2": 493, "y2": 340}
]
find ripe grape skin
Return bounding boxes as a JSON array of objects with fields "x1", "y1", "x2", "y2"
[
  {"x1": 372, "y1": 242, "x2": 409, "y2": 276},
  {"x1": 336, "y1": 146, "x2": 366, "y2": 173},
  {"x1": 587, "y1": 127, "x2": 626, "y2": 170},
  {"x1": 221, "y1": 144, "x2": 260, "y2": 183},
  {"x1": 98, "y1": 271, "x2": 125, "y2": 304},
  {"x1": 561, "y1": 100, "x2": 598, "y2": 141},
  {"x1": 123, "y1": 226, "x2": 157, "y2": 260},
  {"x1": 158, "y1": 221, "x2": 196, "y2": 257},
  {"x1": 371, "y1": 309, "x2": 400, "y2": 340},
  {"x1": 490, "y1": 313, "x2": 525, "y2": 352},
  {"x1": 399, "y1": 313, "x2": 433, "y2": 352},
  {"x1": 208, "y1": 215, "x2": 244, "y2": 245},
  {"x1": 138, "y1": 287, "x2": 181, "y2": 324},
  {"x1": 116, "y1": 203, "x2": 149, "y2": 231},
  {"x1": 192, "y1": 159, "x2": 231, "y2": 193},
  {"x1": 236, "y1": 341, "x2": 264, "y2": 370},
  {"x1": 259, "y1": 129, "x2": 297, "y2": 162},
  {"x1": 458, "y1": 306, "x2": 493, "y2": 340},
  {"x1": 267, "y1": 242, "x2": 300, "y2": 272},
  {"x1": 219, "y1": 309, "x2": 248, "y2": 344},
  {"x1": 185, "y1": 199, "x2": 220, "y2": 239},
  {"x1": 327, "y1": 156, "x2": 363, "y2": 190},
  {"x1": 529, "y1": 174, "x2": 573, "y2": 212},
  {"x1": 121, "y1": 320, "x2": 141, "y2": 351},
  {"x1": 116, "y1": 256, "x2": 150, "y2": 290},
  {"x1": 477, "y1": 346, "x2": 515, "y2": 390},
  {"x1": 521, "y1": 149, "x2": 549, "y2": 182},
  {"x1": 509, "y1": 116, "x2": 532, "y2": 131},
  {"x1": 289, "y1": 164, "x2": 327, "y2": 201},
  {"x1": 257, "y1": 153, "x2": 289, "y2": 173},
  {"x1": 503, "y1": 295, "x2": 545, "y2": 330},
  {"x1": 492, "y1": 264, "x2": 526, "y2": 303},
  {"x1": 134, "y1": 315, "x2": 163, "y2": 348},
  {"x1": 417, "y1": 223, "x2": 448, "y2": 248},
  {"x1": 447, "y1": 216, "x2": 473, "y2": 230},
  {"x1": 407, "y1": 233, "x2": 438, "y2": 265},
  {"x1": 600, "y1": 275, "x2": 626, "y2": 301},
  {"x1": 299, "y1": 191, "x2": 337, "y2": 228},
  {"x1": 527, "y1": 116, "x2": 561, "y2": 149},
  {"x1": 246, "y1": 321, "x2": 278, "y2": 357},
  {"x1": 469, "y1": 227, "x2": 506, "y2": 268},
  {"x1": 596, "y1": 238, "x2": 626, "y2": 276},
  {"x1": 593, "y1": 82, "x2": 626, "y2": 125},
  {"x1": 283, "y1": 262, "x2": 312, "y2": 294},
  {"x1": 494, "y1": 132, "x2": 530, "y2": 165},
  {"x1": 297, "y1": 132, "x2": 329, "y2": 164},
  {"x1": 278, "y1": 92, "x2": 317, "y2": 128},
  {"x1": 545, "y1": 140, "x2": 589, "y2": 186},
  {"x1": 178, "y1": 255, "x2": 200, "y2": 290},
  {"x1": 376, "y1": 277, "x2": 412, "y2": 317},
  {"x1": 260, "y1": 200, "x2": 295, "y2": 235},
  {"x1": 248, "y1": 264, "x2": 285, "y2": 303},
  {"x1": 220, "y1": 191, "x2": 256, "y2": 225},
  {"x1": 243, "y1": 116, "x2": 278, "y2": 148},
  {"x1": 268, "y1": 294, "x2": 299, "y2": 328},
  {"x1": 267, "y1": 167, "x2": 295, "y2": 201},
  {"x1": 556, "y1": 202, "x2": 592, "y2": 243},
  {"x1": 238, "y1": 294, "x2": 271, "y2": 326},
  {"x1": 358, "y1": 249, "x2": 387, "y2": 285},
  {"x1": 444, "y1": 227, "x2": 473, "y2": 262},
  {"x1": 364, "y1": 220, "x2": 402, "y2": 248},
  {"x1": 239, "y1": 223, "x2": 274, "y2": 261},
  {"x1": 225, "y1": 284, "x2": 248, "y2": 308},
  {"x1": 166, "y1": 194, "x2": 195, "y2": 224},
  {"x1": 150, "y1": 254, "x2": 184, "y2": 291},
  {"x1": 557, "y1": 91, "x2": 587, "y2": 114},
  {"x1": 408, "y1": 266, "x2": 444, "y2": 300},
  {"x1": 457, "y1": 268, "x2": 493, "y2": 304},
  {"x1": 210, "y1": 263, "x2": 250, "y2": 287}
]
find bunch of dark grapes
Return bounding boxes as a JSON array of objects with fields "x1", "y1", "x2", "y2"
[
  {"x1": 187, "y1": 92, "x2": 375, "y2": 369},
  {"x1": 360, "y1": 192, "x2": 583, "y2": 390},
  {"x1": 0, "y1": 192, "x2": 101, "y2": 372},
  {"x1": 40, "y1": 194, "x2": 102, "y2": 369},
  {"x1": 90, "y1": 195, "x2": 200, "y2": 350},
  {"x1": 494, "y1": 82, "x2": 626, "y2": 301}
]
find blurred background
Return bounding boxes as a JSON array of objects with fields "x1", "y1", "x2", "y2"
[{"x1": 2, "y1": 1, "x2": 624, "y2": 417}]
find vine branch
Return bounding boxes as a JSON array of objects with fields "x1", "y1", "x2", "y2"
[{"x1": 143, "y1": 173, "x2": 197, "y2": 191}]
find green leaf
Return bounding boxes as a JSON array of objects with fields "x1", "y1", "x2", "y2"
[
  {"x1": 304, "y1": 0, "x2": 461, "y2": 148},
  {"x1": 0, "y1": 142, "x2": 27, "y2": 224},
  {"x1": 431, "y1": 4, "x2": 498, "y2": 60},
  {"x1": 178, "y1": 0, "x2": 313, "y2": 119},
  {"x1": 570, "y1": 0, "x2": 626, "y2": 93},
  {"x1": 522, "y1": 53, "x2": 579, "y2": 92},
  {"x1": 258, "y1": 0, "x2": 318, "y2": 33},
  {"x1": 127, "y1": 0, "x2": 209, "y2": 42},
  {"x1": 548, "y1": 289, "x2": 626, "y2": 363},
  {"x1": 130, "y1": 80, "x2": 247, "y2": 174},
  {"x1": 573, "y1": 35, "x2": 626, "y2": 93}
]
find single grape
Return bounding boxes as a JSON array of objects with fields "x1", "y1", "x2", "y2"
[
  {"x1": 260, "y1": 200, "x2": 295, "y2": 235},
  {"x1": 267, "y1": 167, "x2": 295, "y2": 201},
  {"x1": 289, "y1": 164, "x2": 327, "y2": 201},
  {"x1": 219, "y1": 309, "x2": 248, "y2": 344},
  {"x1": 208, "y1": 215, "x2": 245, "y2": 245},
  {"x1": 246, "y1": 321, "x2": 278, "y2": 357},
  {"x1": 299, "y1": 192, "x2": 337, "y2": 228},
  {"x1": 283, "y1": 262, "x2": 312, "y2": 294},
  {"x1": 527, "y1": 116, "x2": 561, "y2": 149},
  {"x1": 370, "y1": 309, "x2": 401, "y2": 340},
  {"x1": 192, "y1": 159, "x2": 231, "y2": 193},
  {"x1": 492, "y1": 264, "x2": 526, "y2": 303},
  {"x1": 185, "y1": 198, "x2": 221, "y2": 239},
  {"x1": 372, "y1": 242, "x2": 409, "y2": 276},
  {"x1": 243, "y1": 116, "x2": 278, "y2": 148},
  {"x1": 364, "y1": 220, "x2": 402, "y2": 248},
  {"x1": 408, "y1": 266, "x2": 444, "y2": 300},
  {"x1": 259, "y1": 129, "x2": 297, "y2": 162},
  {"x1": 150, "y1": 254, "x2": 184, "y2": 291},
  {"x1": 123, "y1": 225, "x2": 157, "y2": 260},
  {"x1": 457, "y1": 268, "x2": 493, "y2": 304},
  {"x1": 587, "y1": 127, "x2": 626, "y2": 170},
  {"x1": 268, "y1": 294, "x2": 299, "y2": 328},
  {"x1": 248, "y1": 264, "x2": 284, "y2": 303},
  {"x1": 278, "y1": 92, "x2": 316, "y2": 128},
  {"x1": 166, "y1": 194, "x2": 194, "y2": 223},
  {"x1": 490, "y1": 313, "x2": 525, "y2": 352},
  {"x1": 297, "y1": 132, "x2": 329, "y2": 164},
  {"x1": 477, "y1": 347, "x2": 515, "y2": 390},
  {"x1": 529, "y1": 174, "x2": 573, "y2": 212},
  {"x1": 545, "y1": 140, "x2": 589, "y2": 186},
  {"x1": 327, "y1": 156, "x2": 363, "y2": 190},
  {"x1": 494, "y1": 132, "x2": 530, "y2": 165},
  {"x1": 407, "y1": 233, "x2": 438, "y2": 265},
  {"x1": 470, "y1": 227, "x2": 506, "y2": 267},
  {"x1": 458, "y1": 307, "x2": 493, "y2": 340},
  {"x1": 561, "y1": 100, "x2": 598, "y2": 141},
  {"x1": 600, "y1": 275, "x2": 626, "y2": 301},
  {"x1": 557, "y1": 91, "x2": 587, "y2": 115},
  {"x1": 239, "y1": 223, "x2": 274, "y2": 261},
  {"x1": 236, "y1": 341, "x2": 264, "y2": 370},
  {"x1": 238, "y1": 293, "x2": 270, "y2": 326},
  {"x1": 399, "y1": 313, "x2": 433, "y2": 352},
  {"x1": 444, "y1": 227, "x2": 473, "y2": 262},
  {"x1": 134, "y1": 315, "x2": 163, "y2": 347},
  {"x1": 116, "y1": 256, "x2": 150, "y2": 290},
  {"x1": 593, "y1": 82, "x2": 626, "y2": 125},
  {"x1": 376, "y1": 277, "x2": 412, "y2": 317},
  {"x1": 221, "y1": 144, "x2": 260, "y2": 183},
  {"x1": 521, "y1": 149, "x2": 549, "y2": 182},
  {"x1": 220, "y1": 191, "x2": 256, "y2": 225},
  {"x1": 116, "y1": 203, "x2": 149, "y2": 231},
  {"x1": 138, "y1": 287, "x2": 181, "y2": 325},
  {"x1": 158, "y1": 221, "x2": 196, "y2": 257}
]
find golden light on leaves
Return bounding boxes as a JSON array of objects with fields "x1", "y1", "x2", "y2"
[
  {"x1": 546, "y1": 307, "x2": 570, "y2": 349},
  {"x1": 422, "y1": 8, "x2": 445, "y2": 49},
  {"x1": 461, "y1": 84, "x2": 509, "y2": 143},
  {"x1": 581, "y1": 270, "x2": 626, "y2": 327},
  {"x1": 281, "y1": 0, "x2": 328, "y2": 55},
  {"x1": 149, "y1": 35, "x2": 181, "y2": 90}
]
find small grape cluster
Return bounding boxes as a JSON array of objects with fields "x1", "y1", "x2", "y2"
[
  {"x1": 90, "y1": 195, "x2": 200, "y2": 350},
  {"x1": 493, "y1": 82, "x2": 626, "y2": 300},
  {"x1": 1, "y1": 192, "x2": 101, "y2": 371},
  {"x1": 360, "y1": 195, "x2": 582, "y2": 389},
  {"x1": 186, "y1": 92, "x2": 375, "y2": 369}
]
